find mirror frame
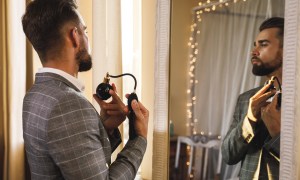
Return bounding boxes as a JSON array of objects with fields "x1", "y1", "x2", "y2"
[
  {"x1": 153, "y1": 0, "x2": 300, "y2": 179},
  {"x1": 153, "y1": 0, "x2": 171, "y2": 179}
]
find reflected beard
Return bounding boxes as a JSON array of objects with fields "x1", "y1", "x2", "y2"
[
  {"x1": 76, "y1": 48, "x2": 92, "y2": 72},
  {"x1": 252, "y1": 64, "x2": 276, "y2": 76},
  {"x1": 252, "y1": 59, "x2": 281, "y2": 76}
]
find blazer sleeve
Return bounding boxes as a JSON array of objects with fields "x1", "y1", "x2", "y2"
[
  {"x1": 221, "y1": 95, "x2": 253, "y2": 165},
  {"x1": 47, "y1": 92, "x2": 146, "y2": 180},
  {"x1": 264, "y1": 134, "x2": 280, "y2": 161}
]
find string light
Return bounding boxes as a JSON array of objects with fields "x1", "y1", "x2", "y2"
[{"x1": 187, "y1": 0, "x2": 248, "y2": 137}]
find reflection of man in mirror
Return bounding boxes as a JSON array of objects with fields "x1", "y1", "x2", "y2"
[
  {"x1": 222, "y1": 17, "x2": 283, "y2": 179},
  {"x1": 22, "y1": 0, "x2": 149, "y2": 179}
]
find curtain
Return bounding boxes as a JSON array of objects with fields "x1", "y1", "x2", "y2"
[
  {"x1": 187, "y1": 0, "x2": 284, "y2": 179},
  {"x1": 92, "y1": 0, "x2": 123, "y2": 161},
  {"x1": 0, "y1": 0, "x2": 27, "y2": 179}
]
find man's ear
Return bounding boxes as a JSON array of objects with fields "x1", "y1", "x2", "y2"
[{"x1": 70, "y1": 27, "x2": 80, "y2": 48}]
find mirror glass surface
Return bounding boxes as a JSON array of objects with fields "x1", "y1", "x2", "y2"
[{"x1": 169, "y1": 0, "x2": 284, "y2": 179}]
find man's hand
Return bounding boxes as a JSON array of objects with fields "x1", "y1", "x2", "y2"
[
  {"x1": 126, "y1": 94, "x2": 149, "y2": 139},
  {"x1": 247, "y1": 83, "x2": 276, "y2": 122},
  {"x1": 93, "y1": 83, "x2": 128, "y2": 134},
  {"x1": 261, "y1": 93, "x2": 281, "y2": 137}
]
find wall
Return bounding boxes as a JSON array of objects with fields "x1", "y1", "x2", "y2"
[
  {"x1": 141, "y1": 0, "x2": 155, "y2": 179},
  {"x1": 169, "y1": 0, "x2": 198, "y2": 136},
  {"x1": 77, "y1": 0, "x2": 93, "y2": 102}
]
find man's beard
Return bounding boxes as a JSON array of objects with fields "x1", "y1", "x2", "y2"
[
  {"x1": 252, "y1": 58, "x2": 282, "y2": 76},
  {"x1": 76, "y1": 48, "x2": 92, "y2": 72}
]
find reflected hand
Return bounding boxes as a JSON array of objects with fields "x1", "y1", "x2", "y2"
[
  {"x1": 93, "y1": 83, "x2": 128, "y2": 134},
  {"x1": 261, "y1": 93, "x2": 281, "y2": 137},
  {"x1": 247, "y1": 83, "x2": 276, "y2": 122}
]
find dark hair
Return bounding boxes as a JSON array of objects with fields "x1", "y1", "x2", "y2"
[
  {"x1": 259, "y1": 17, "x2": 284, "y2": 47},
  {"x1": 22, "y1": 0, "x2": 79, "y2": 62}
]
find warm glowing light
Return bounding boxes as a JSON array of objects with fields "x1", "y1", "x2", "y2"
[
  {"x1": 188, "y1": 0, "x2": 248, "y2": 138},
  {"x1": 212, "y1": 5, "x2": 216, "y2": 11},
  {"x1": 190, "y1": 65, "x2": 195, "y2": 71}
]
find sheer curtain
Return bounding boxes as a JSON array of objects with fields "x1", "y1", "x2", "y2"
[
  {"x1": 187, "y1": 0, "x2": 284, "y2": 179},
  {"x1": 0, "y1": 0, "x2": 27, "y2": 179},
  {"x1": 92, "y1": 0, "x2": 146, "y2": 178}
]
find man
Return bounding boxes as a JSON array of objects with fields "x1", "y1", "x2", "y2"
[
  {"x1": 222, "y1": 17, "x2": 283, "y2": 179},
  {"x1": 22, "y1": 0, "x2": 149, "y2": 179}
]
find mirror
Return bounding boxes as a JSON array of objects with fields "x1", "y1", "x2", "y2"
[{"x1": 168, "y1": 0, "x2": 284, "y2": 179}]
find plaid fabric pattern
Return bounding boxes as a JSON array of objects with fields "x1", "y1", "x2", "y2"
[
  {"x1": 23, "y1": 73, "x2": 147, "y2": 180},
  {"x1": 221, "y1": 87, "x2": 280, "y2": 180}
]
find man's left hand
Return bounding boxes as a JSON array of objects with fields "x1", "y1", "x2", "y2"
[{"x1": 261, "y1": 93, "x2": 281, "y2": 137}]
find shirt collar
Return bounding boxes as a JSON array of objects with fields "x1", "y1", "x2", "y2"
[{"x1": 37, "y1": 68, "x2": 85, "y2": 92}]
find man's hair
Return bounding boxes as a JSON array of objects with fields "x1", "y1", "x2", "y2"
[
  {"x1": 259, "y1": 17, "x2": 284, "y2": 47},
  {"x1": 22, "y1": 0, "x2": 79, "y2": 62}
]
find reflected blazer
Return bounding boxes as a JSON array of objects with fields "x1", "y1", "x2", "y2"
[
  {"x1": 23, "y1": 72, "x2": 147, "y2": 180},
  {"x1": 221, "y1": 87, "x2": 280, "y2": 180}
]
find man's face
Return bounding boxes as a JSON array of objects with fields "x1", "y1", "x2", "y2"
[
  {"x1": 251, "y1": 28, "x2": 283, "y2": 76},
  {"x1": 76, "y1": 12, "x2": 92, "y2": 72}
]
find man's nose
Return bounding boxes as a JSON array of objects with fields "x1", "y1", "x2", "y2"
[{"x1": 251, "y1": 48, "x2": 260, "y2": 57}]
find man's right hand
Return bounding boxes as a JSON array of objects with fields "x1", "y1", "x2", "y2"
[
  {"x1": 127, "y1": 97, "x2": 149, "y2": 139},
  {"x1": 247, "y1": 83, "x2": 276, "y2": 122}
]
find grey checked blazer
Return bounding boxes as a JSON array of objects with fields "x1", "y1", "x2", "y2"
[
  {"x1": 23, "y1": 72, "x2": 147, "y2": 180},
  {"x1": 221, "y1": 87, "x2": 280, "y2": 180}
]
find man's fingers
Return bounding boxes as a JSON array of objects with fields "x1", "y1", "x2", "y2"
[
  {"x1": 132, "y1": 100, "x2": 149, "y2": 120},
  {"x1": 253, "y1": 84, "x2": 274, "y2": 98},
  {"x1": 93, "y1": 94, "x2": 105, "y2": 106},
  {"x1": 270, "y1": 93, "x2": 281, "y2": 109},
  {"x1": 131, "y1": 100, "x2": 143, "y2": 119},
  {"x1": 106, "y1": 110, "x2": 125, "y2": 116},
  {"x1": 112, "y1": 83, "x2": 117, "y2": 93}
]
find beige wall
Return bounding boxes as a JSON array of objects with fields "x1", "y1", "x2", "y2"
[
  {"x1": 169, "y1": 0, "x2": 198, "y2": 136},
  {"x1": 140, "y1": 0, "x2": 155, "y2": 179},
  {"x1": 77, "y1": 0, "x2": 93, "y2": 102}
]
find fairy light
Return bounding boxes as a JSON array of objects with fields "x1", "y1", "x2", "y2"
[{"x1": 187, "y1": 0, "x2": 248, "y2": 137}]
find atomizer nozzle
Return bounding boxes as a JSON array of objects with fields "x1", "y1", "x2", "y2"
[{"x1": 103, "y1": 72, "x2": 110, "y2": 83}]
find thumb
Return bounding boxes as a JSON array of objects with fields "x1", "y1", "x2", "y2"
[{"x1": 131, "y1": 100, "x2": 143, "y2": 119}]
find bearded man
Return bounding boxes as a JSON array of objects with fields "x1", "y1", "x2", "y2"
[
  {"x1": 222, "y1": 17, "x2": 283, "y2": 180},
  {"x1": 22, "y1": 0, "x2": 149, "y2": 179}
]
